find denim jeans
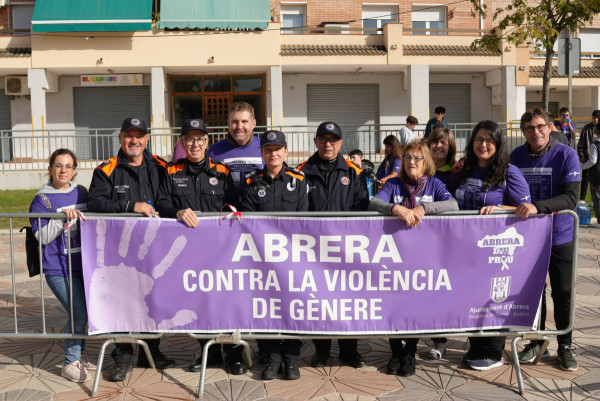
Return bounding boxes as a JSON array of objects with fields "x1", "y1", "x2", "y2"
[{"x1": 45, "y1": 274, "x2": 87, "y2": 365}]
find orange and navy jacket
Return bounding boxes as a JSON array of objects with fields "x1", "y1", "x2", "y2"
[
  {"x1": 87, "y1": 149, "x2": 166, "y2": 213},
  {"x1": 297, "y1": 152, "x2": 369, "y2": 211},
  {"x1": 155, "y1": 157, "x2": 237, "y2": 218},
  {"x1": 241, "y1": 166, "x2": 308, "y2": 212}
]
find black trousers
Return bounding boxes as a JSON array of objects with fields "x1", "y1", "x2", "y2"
[
  {"x1": 313, "y1": 339, "x2": 357, "y2": 356},
  {"x1": 467, "y1": 336, "x2": 506, "y2": 360},
  {"x1": 537, "y1": 241, "x2": 574, "y2": 346},
  {"x1": 388, "y1": 338, "x2": 418, "y2": 357},
  {"x1": 257, "y1": 339, "x2": 302, "y2": 364},
  {"x1": 580, "y1": 168, "x2": 589, "y2": 201},
  {"x1": 111, "y1": 338, "x2": 161, "y2": 364}
]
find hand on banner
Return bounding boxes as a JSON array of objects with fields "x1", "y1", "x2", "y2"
[
  {"x1": 176, "y1": 208, "x2": 199, "y2": 228},
  {"x1": 133, "y1": 201, "x2": 157, "y2": 217},
  {"x1": 515, "y1": 202, "x2": 538, "y2": 218},
  {"x1": 392, "y1": 204, "x2": 422, "y2": 228},
  {"x1": 479, "y1": 205, "x2": 499, "y2": 215}
]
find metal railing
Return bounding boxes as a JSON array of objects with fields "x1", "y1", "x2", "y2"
[
  {"x1": 0, "y1": 210, "x2": 578, "y2": 396},
  {"x1": 0, "y1": 121, "x2": 558, "y2": 173}
]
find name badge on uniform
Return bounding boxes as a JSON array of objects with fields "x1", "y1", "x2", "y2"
[
  {"x1": 258, "y1": 189, "x2": 266, "y2": 198},
  {"x1": 115, "y1": 185, "x2": 128, "y2": 194},
  {"x1": 340, "y1": 177, "x2": 350, "y2": 186},
  {"x1": 209, "y1": 177, "x2": 219, "y2": 186}
]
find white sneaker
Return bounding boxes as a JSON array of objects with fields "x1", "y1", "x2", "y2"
[
  {"x1": 81, "y1": 351, "x2": 97, "y2": 370},
  {"x1": 61, "y1": 361, "x2": 89, "y2": 383}
]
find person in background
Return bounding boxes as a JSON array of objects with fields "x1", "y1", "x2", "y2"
[
  {"x1": 87, "y1": 117, "x2": 174, "y2": 381},
  {"x1": 554, "y1": 107, "x2": 576, "y2": 145},
  {"x1": 453, "y1": 120, "x2": 530, "y2": 371},
  {"x1": 297, "y1": 121, "x2": 369, "y2": 370},
  {"x1": 512, "y1": 107, "x2": 580, "y2": 372},
  {"x1": 399, "y1": 116, "x2": 419, "y2": 146},
  {"x1": 242, "y1": 130, "x2": 307, "y2": 380},
  {"x1": 424, "y1": 106, "x2": 450, "y2": 139},
  {"x1": 579, "y1": 119, "x2": 600, "y2": 220},
  {"x1": 427, "y1": 127, "x2": 461, "y2": 190},
  {"x1": 348, "y1": 149, "x2": 364, "y2": 168},
  {"x1": 30, "y1": 148, "x2": 92, "y2": 383},
  {"x1": 577, "y1": 110, "x2": 600, "y2": 201},
  {"x1": 376, "y1": 135, "x2": 403, "y2": 184},
  {"x1": 207, "y1": 101, "x2": 264, "y2": 200},
  {"x1": 368, "y1": 140, "x2": 458, "y2": 377}
]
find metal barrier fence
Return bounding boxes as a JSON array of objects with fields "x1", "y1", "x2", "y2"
[
  {"x1": 0, "y1": 210, "x2": 578, "y2": 397},
  {"x1": 0, "y1": 120, "x2": 583, "y2": 173}
]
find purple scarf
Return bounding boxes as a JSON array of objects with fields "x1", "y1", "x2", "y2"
[{"x1": 401, "y1": 172, "x2": 429, "y2": 209}]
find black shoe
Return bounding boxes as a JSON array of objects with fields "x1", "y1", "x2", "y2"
[
  {"x1": 386, "y1": 355, "x2": 401, "y2": 375},
  {"x1": 285, "y1": 362, "x2": 300, "y2": 380},
  {"x1": 137, "y1": 352, "x2": 175, "y2": 370},
  {"x1": 261, "y1": 362, "x2": 280, "y2": 380},
  {"x1": 339, "y1": 351, "x2": 367, "y2": 368},
  {"x1": 189, "y1": 348, "x2": 223, "y2": 372},
  {"x1": 108, "y1": 362, "x2": 131, "y2": 382},
  {"x1": 227, "y1": 359, "x2": 248, "y2": 375},
  {"x1": 397, "y1": 355, "x2": 416, "y2": 377},
  {"x1": 310, "y1": 352, "x2": 330, "y2": 368}
]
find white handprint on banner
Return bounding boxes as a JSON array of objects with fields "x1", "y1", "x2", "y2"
[{"x1": 89, "y1": 218, "x2": 197, "y2": 331}]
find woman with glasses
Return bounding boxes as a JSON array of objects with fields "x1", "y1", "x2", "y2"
[
  {"x1": 376, "y1": 135, "x2": 403, "y2": 185},
  {"x1": 453, "y1": 120, "x2": 530, "y2": 371},
  {"x1": 29, "y1": 148, "x2": 91, "y2": 382},
  {"x1": 368, "y1": 140, "x2": 458, "y2": 377}
]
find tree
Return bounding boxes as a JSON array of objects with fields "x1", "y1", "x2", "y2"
[{"x1": 469, "y1": 0, "x2": 600, "y2": 112}]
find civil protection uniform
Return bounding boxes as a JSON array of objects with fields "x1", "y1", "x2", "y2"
[
  {"x1": 87, "y1": 148, "x2": 167, "y2": 366},
  {"x1": 297, "y1": 151, "x2": 369, "y2": 362},
  {"x1": 156, "y1": 157, "x2": 237, "y2": 218}
]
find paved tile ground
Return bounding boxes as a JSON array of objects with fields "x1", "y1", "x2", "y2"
[{"x1": 0, "y1": 225, "x2": 599, "y2": 401}]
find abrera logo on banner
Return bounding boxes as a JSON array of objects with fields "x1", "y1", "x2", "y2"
[{"x1": 476, "y1": 227, "x2": 524, "y2": 270}]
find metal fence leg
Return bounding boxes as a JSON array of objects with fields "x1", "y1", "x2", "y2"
[
  {"x1": 136, "y1": 339, "x2": 155, "y2": 369},
  {"x1": 511, "y1": 337, "x2": 525, "y2": 395},
  {"x1": 92, "y1": 339, "x2": 115, "y2": 396},
  {"x1": 240, "y1": 340, "x2": 252, "y2": 369},
  {"x1": 197, "y1": 339, "x2": 216, "y2": 399}
]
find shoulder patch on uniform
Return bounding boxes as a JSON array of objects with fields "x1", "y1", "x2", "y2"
[
  {"x1": 345, "y1": 159, "x2": 363, "y2": 175},
  {"x1": 152, "y1": 155, "x2": 167, "y2": 168},
  {"x1": 245, "y1": 169, "x2": 259, "y2": 179},
  {"x1": 167, "y1": 163, "x2": 185, "y2": 175},
  {"x1": 98, "y1": 156, "x2": 118, "y2": 177},
  {"x1": 286, "y1": 170, "x2": 305, "y2": 181},
  {"x1": 296, "y1": 161, "x2": 308, "y2": 171}
]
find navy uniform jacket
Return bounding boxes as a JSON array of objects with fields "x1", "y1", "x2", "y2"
[
  {"x1": 156, "y1": 157, "x2": 238, "y2": 218},
  {"x1": 297, "y1": 153, "x2": 369, "y2": 212},
  {"x1": 87, "y1": 149, "x2": 166, "y2": 213},
  {"x1": 242, "y1": 167, "x2": 308, "y2": 212}
]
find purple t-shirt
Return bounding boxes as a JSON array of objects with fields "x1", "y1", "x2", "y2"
[
  {"x1": 454, "y1": 165, "x2": 531, "y2": 210},
  {"x1": 375, "y1": 176, "x2": 453, "y2": 205},
  {"x1": 29, "y1": 183, "x2": 87, "y2": 276},
  {"x1": 207, "y1": 136, "x2": 263, "y2": 196},
  {"x1": 376, "y1": 158, "x2": 402, "y2": 180},
  {"x1": 510, "y1": 143, "x2": 581, "y2": 246}
]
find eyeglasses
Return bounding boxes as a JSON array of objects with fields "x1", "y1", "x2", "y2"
[
  {"x1": 402, "y1": 155, "x2": 424, "y2": 162},
  {"x1": 51, "y1": 164, "x2": 74, "y2": 170},
  {"x1": 562, "y1": 114, "x2": 570, "y2": 118},
  {"x1": 184, "y1": 136, "x2": 208, "y2": 145},
  {"x1": 316, "y1": 136, "x2": 340, "y2": 145},
  {"x1": 474, "y1": 137, "x2": 495, "y2": 145},
  {"x1": 523, "y1": 124, "x2": 548, "y2": 133}
]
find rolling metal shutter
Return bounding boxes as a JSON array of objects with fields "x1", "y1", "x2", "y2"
[
  {"x1": 0, "y1": 90, "x2": 12, "y2": 161},
  {"x1": 307, "y1": 84, "x2": 380, "y2": 153},
  {"x1": 73, "y1": 86, "x2": 150, "y2": 160},
  {"x1": 429, "y1": 83, "x2": 470, "y2": 124}
]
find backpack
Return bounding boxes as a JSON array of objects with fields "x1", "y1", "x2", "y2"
[
  {"x1": 21, "y1": 193, "x2": 52, "y2": 278},
  {"x1": 589, "y1": 142, "x2": 600, "y2": 186}
]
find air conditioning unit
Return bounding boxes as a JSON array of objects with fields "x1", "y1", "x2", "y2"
[{"x1": 5, "y1": 76, "x2": 29, "y2": 96}]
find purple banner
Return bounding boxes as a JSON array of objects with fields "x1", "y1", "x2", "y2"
[{"x1": 80, "y1": 214, "x2": 553, "y2": 335}]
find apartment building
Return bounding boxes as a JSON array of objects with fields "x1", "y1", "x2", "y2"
[{"x1": 0, "y1": 0, "x2": 598, "y2": 162}]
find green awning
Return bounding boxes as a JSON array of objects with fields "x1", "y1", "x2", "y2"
[
  {"x1": 158, "y1": 0, "x2": 270, "y2": 30},
  {"x1": 32, "y1": 0, "x2": 153, "y2": 33}
]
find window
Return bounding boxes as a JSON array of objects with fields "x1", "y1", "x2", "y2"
[
  {"x1": 280, "y1": 3, "x2": 306, "y2": 34},
  {"x1": 12, "y1": 4, "x2": 35, "y2": 35},
  {"x1": 412, "y1": 5, "x2": 446, "y2": 35},
  {"x1": 580, "y1": 29, "x2": 600, "y2": 58},
  {"x1": 362, "y1": 5, "x2": 398, "y2": 34}
]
